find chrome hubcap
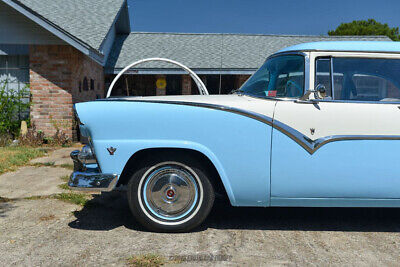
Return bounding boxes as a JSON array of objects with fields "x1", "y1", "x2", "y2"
[{"x1": 143, "y1": 165, "x2": 199, "y2": 220}]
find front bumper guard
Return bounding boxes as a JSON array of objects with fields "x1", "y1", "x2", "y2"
[{"x1": 68, "y1": 150, "x2": 118, "y2": 192}]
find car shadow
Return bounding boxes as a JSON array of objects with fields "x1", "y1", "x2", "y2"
[
  {"x1": 69, "y1": 192, "x2": 400, "y2": 233},
  {"x1": 0, "y1": 197, "x2": 16, "y2": 218}
]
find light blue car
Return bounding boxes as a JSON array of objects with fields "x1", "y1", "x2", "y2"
[{"x1": 69, "y1": 41, "x2": 400, "y2": 232}]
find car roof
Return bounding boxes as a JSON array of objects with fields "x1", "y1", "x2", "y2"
[{"x1": 278, "y1": 41, "x2": 400, "y2": 54}]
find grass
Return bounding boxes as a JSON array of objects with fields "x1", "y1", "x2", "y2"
[
  {"x1": 58, "y1": 175, "x2": 70, "y2": 190},
  {"x1": 59, "y1": 163, "x2": 74, "y2": 170},
  {"x1": 0, "y1": 196, "x2": 12, "y2": 203},
  {"x1": 127, "y1": 254, "x2": 170, "y2": 267},
  {"x1": 53, "y1": 192, "x2": 89, "y2": 206},
  {"x1": 0, "y1": 146, "x2": 47, "y2": 175},
  {"x1": 39, "y1": 214, "x2": 55, "y2": 221},
  {"x1": 25, "y1": 192, "x2": 91, "y2": 206},
  {"x1": 31, "y1": 162, "x2": 55, "y2": 167},
  {"x1": 58, "y1": 183, "x2": 70, "y2": 190},
  {"x1": 60, "y1": 175, "x2": 70, "y2": 182},
  {"x1": 31, "y1": 162, "x2": 74, "y2": 170}
]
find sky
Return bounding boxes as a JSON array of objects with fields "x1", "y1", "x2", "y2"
[{"x1": 127, "y1": 0, "x2": 400, "y2": 36}]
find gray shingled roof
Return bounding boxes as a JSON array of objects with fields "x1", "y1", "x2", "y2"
[
  {"x1": 106, "y1": 33, "x2": 391, "y2": 72},
  {"x1": 13, "y1": 0, "x2": 125, "y2": 51}
]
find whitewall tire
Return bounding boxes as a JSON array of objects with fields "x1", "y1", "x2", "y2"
[{"x1": 127, "y1": 154, "x2": 215, "y2": 232}]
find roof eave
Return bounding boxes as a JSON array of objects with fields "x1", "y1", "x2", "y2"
[
  {"x1": 98, "y1": 0, "x2": 129, "y2": 52},
  {"x1": 3, "y1": 0, "x2": 105, "y2": 65},
  {"x1": 105, "y1": 68, "x2": 257, "y2": 75}
]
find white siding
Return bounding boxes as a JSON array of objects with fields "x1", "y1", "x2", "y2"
[{"x1": 0, "y1": 1, "x2": 65, "y2": 45}]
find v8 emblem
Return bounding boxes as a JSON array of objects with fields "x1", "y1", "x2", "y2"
[{"x1": 107, "y1": 147, "x2": 117, "y2": 155}]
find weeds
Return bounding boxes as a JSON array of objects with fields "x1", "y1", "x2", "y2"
[
  {"x1": 47, "y1": 129, "x2": 71, "y2": 147},
  {"x1": 19, "y1": 124, "x2": 71, "y2": 147},
  {"x1": 60, "y1": 175, "x2": 70, "y2": 182},
  {"x1": 25, "y1": 192, "x2": 91, "y2": 206},
  {"x1": 59, "y1": 164, "x2": 74, "y2": 170},
  {"x1": 53, "y1": 192, "x2": 89, "y2": 206},
  {"x1": 58, "y1": 175, "x2": 71, "y2": 190},
  {"x1": 18, "y1": 124, "x2": 45, "y2": 146},
  {"x1": 31, "y1": 162, "x2": 55, "y2": 167},
  {"x1": 24, "y1": 195, "x2": 47, "y2": 200},
  {"x1": 0, "y1": 196, "x2": 12, "y2": 203},
  {"x1": 58, "y1": 183, "x2": 70, "y2": 190},
  {"x1": 127, "y1": 254, "x2": 169, "y2": 267},
  {"x1": 39, "y1": 215, "x2": 55, "y2": 221}
]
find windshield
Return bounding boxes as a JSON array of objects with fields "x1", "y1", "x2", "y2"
[{"x1": 238, "y1": 55, "x2": 305, "y2": 98}]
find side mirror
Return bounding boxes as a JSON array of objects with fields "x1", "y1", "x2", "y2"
[
  {"x1": 298, "y1": 84, "x2": 327, "y2": 101},
  {"x1": 314, "y1": 84, "x2": 327, "y2": 99}
]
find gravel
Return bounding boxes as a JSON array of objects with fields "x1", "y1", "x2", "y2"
[{"x1": 2, "y1": 192, "x2": 400, "y2": 266}]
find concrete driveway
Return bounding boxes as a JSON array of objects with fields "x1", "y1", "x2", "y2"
[{"x1": 1, "y1": 148, "x2": 400, "y2": 266}]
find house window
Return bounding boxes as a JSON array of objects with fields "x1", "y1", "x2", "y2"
[
  {"x1": 0, "y1": 55, "x2": 30, "y2": 119},
  {"x1": 78, "y1": 81, "x2": 82, "y2": 92},
  {"x1": 0, "y1": 55, "x2": 29, "y2": 91},
  {"x1": 83, "y1": 77, "x2": 88, "y2": 91},
  {"x1": 90, "y1": 79, "x2": 94, "y2": 90}
]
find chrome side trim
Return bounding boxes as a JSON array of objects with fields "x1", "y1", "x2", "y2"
[
  {"x1": 308, "y1": 99, "x2": 400, "y2": 105},
  {"x1": 98, "y1": 99, "x2": 400, "y2": 154}
]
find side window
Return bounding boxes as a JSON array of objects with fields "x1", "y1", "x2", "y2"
[
  {"x1": 331, "y1": 58, "x2": 400, "y2": 101},
  {"x1": 272, "y1": 57, "x2": 304, "y2": 98},
  {"x1": 240, "y1": 55, "x2": 304, "y2": 98},
  {"x1": 315, "y1": 58, "x2": 332, "y2": 97}
]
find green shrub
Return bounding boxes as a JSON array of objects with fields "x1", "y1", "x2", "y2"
[{"x1": 0, "y1": 81, "x2": 30, "y2": 139}]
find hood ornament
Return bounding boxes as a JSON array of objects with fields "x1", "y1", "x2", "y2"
[{"x1": 107, "y1": 147, "x2": 117, "y2": 155}]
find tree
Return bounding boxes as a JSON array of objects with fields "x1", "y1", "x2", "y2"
[{"x1": 328, "y1": 19, "x2": 400, "y2": 41}]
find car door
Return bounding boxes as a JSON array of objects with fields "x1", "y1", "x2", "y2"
[{"x1": 271, "y1": 55, "x2": 400, "y2": 206}]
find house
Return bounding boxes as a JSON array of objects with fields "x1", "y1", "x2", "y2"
[{"x1": 0, "y1": 0, "x2": 391, "y2": 138}]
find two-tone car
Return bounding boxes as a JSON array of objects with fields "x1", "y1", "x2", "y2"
[{"x1": 69, "y1": 41, "x2": 400, "y2": 232}]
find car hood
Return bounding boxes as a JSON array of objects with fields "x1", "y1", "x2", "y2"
[{"x1": 103, "y1": 94, "x2": 277, "y2": 119}]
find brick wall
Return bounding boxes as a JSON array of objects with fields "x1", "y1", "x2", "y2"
[
  {"x1": 235, "y1": 75, "x2": 251, "y2": 89},
  {"x1": 181, "y1": 75, "x2": 192, "y2": 95},
  {"x1": 29, "y1": 45, "x2": 104, "y2": 139}
]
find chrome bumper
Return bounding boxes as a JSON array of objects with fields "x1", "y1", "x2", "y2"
[{"x1": 68, "y1": 150, "x2": 118, "y2": 192}]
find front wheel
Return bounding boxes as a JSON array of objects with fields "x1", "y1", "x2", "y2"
[{"x1": 127, "y1": 154, "x2": 215, "y2": 232}]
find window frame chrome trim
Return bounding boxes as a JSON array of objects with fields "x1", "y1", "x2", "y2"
[
  {"x1": 330, "y1": 58, "x2": 335, "y2": 100},
  {"x1": 309, "y1": 51, "x2": 400, "y2": 103}
]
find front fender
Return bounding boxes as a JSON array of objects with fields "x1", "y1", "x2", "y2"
[
  {"x1": 94, "y1": 139, "x2": 235, "y2": 204},
  {"x1": 76, "y1": 100, "x2": 273, "y2": 207}
]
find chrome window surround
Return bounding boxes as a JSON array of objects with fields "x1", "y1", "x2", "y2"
[{"x1": 309, "y1": 51, "x2": 400, "y2": 104}]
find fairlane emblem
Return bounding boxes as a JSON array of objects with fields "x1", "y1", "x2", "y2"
[
  {"x1": 107, "y1": 147, "x2": 117, "y2": 155},
  {"x1": 310, "y1": 128, "x2": 315, "y2": 135}
]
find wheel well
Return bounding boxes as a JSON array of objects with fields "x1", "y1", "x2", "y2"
[{"x1": 117, "y1": 148, "x2": 228, "y2": 199}]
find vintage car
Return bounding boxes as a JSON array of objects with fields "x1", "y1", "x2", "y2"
[{"x1": 69, "y1": 41, "x2": 400, "y2": 232}]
